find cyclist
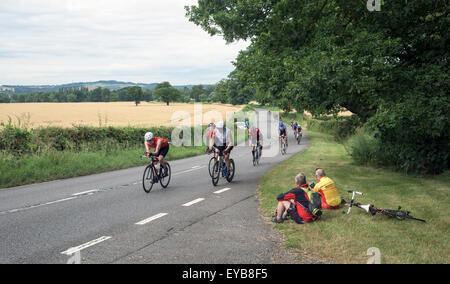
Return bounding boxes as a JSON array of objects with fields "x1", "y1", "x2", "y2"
[
  {"x1": 311, "y1": 168, "x2": 342, "y2": 210},
  {"x1": 209, "y1": 121, "x2": 234, "y2": 175},
  {"x1": 278, "y1": 121, "x2": 288, "y2": 148},
  {"x1": 248, "y1": 125, "x2": 263, "y2": 161},
  {"x1": 292, "y1": 121, "x2": 299, "y2": 139},
  {"x1": 144, "y1": 132, "x2": 169, "y2": 177}
]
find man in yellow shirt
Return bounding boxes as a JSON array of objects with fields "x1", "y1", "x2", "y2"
[{"x1": 312, "y1": 168, "x2": 341, "y2": 210}]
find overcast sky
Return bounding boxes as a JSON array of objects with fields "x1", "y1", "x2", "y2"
[{"x1": 0, "y1": 0, "x2": 249, "y2": 86}]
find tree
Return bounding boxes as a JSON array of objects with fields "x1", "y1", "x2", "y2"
[
  {"x1": 154, "y1": 82, "x2": 181, "y2": 106},
  {"x1": 191, "y1": 85, "x2": 205, "y2": 102},
  {"x1": 0, "y1": 93, "x2": 10, "y2": 103},
  {"x1": 126, "y1": 86, "x2": 143, "y2": 106},
  {"x1": 101, "y1": 88, "x2": 111, "y2": 102},
  {"x1": 186, "y1": 0, "x2": 449, "y2": 173}
]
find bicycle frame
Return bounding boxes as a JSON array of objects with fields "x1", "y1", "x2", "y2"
[{"x1": 343, "y1": 190, "x2": 426, "y2": 223}]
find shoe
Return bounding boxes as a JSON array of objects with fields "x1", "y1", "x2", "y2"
[
  {"x1": 162, "y1": 167, "x2": 169, "y2": 177},
  {"x1": 271, "y1": 216, "x2": 284, "y2": 223}
]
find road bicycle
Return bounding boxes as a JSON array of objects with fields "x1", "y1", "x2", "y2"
[
  {"x1": 295, "y1": 130, "x2": 302, "y2": 144},
  {"x1": 252, "y1": 144, "x2": 262, "y2": 166},
  {"x1": 142, "y1": 154, "x2": 171, "y2": 193},
  {"x1": 280, "y1": 135, "x2": 287, "y2": 155},
  {"x1": 209, "y1": 146, "x2": 235, "y2": 186},
  {"x1": 343, "y1": 190, "x2": 426, "y2": 223}
]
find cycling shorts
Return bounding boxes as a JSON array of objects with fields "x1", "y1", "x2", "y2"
[
  {"x1": 279, "y1": 129, "x2": 287, "y2": 137},
  {"x1": 214, "y1": 145, "x2": 234, "y2": 155},
  {"x1": 156, "y1": 145, "x2": 169, "y2": 158}
]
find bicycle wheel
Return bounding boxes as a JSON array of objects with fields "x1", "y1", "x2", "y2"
[
  {"x1": 226, "y1": 159, "x2": 235, "y2": 182},
  {"x1": 142, "y1": 164, "x2": 155, "y2": 193},
  {"x1": 212, "y1": 160, "x2": 221, "y2": 186},
  {"x1": 159, "y1": 163, "x2": 171, "y2": 188},
  {"x1": 252, "y1": 149, "x2": 257, "y2": 166},
  {"x1": 208, "y1": 157, "x2": 216, "y2": 177}
]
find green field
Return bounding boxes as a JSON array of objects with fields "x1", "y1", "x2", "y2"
[{"x1": 258, "y1": 129, "x2": 450, "y2": 264}]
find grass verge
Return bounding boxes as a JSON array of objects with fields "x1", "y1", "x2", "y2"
[
  {"x1": 0, "y1": 145, "x2": 205, "y2": 189},
  {"x1": 258, "y1": 130, "x2": 450, "y2": 264}
]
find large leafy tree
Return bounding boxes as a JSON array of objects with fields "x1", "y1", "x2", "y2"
[
  {"x1": 154, "y1": 82, "x2": 181, "y2": 106},
  {"x1": 186, "y1": 0, "x2": 449, "y2": 173}
]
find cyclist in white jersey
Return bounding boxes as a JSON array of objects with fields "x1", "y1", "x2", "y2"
[{"x1": 208, "y1": 121, "x2": 234, "y2": 173}]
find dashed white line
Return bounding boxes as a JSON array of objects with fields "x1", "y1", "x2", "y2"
[
  {"x1": 72, "y1": 190, "x2": 99, "y2": 196},
  {"x1": 182, "y1": 198, "x2": 205, "y2": 207},
  {"x1": 61, "y1": 236, "x2": 112, "y2": 256},
  {"x1": 214, "y1": 188, "x2": 231, "y2": 194},
  {"x1": 44, "y1": 197, "x2": 77, "y2": 205},
  {"x1": 135, "y1": 213, "x2": 168, "y2": 225}
]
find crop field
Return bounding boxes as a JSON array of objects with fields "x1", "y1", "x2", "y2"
[{"x1": 0, "y1": 102, "x2": 243, "y2": 128}]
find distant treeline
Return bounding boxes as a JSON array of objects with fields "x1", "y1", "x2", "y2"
[{"x1": 0, "y1": 77, "x2": 254, "y2": 105}]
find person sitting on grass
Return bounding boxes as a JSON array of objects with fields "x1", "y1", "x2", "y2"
[
  {"x1": 310, "y1": 168, "x2": 342, "y2": 210},
  {"x1": 272, "y1": 173, "x2": 319, "y2": 224}
]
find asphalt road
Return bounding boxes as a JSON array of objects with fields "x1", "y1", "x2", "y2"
[{"x1": 0, "y1": 111, "x2": 310, "y2": 264}]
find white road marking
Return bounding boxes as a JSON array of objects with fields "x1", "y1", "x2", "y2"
[
  {"x1": 44, "y1": 197, "x2": 77, "y2": 205},
  {"x1": 61, "y1": 236, "x2": 112, "y2": 256},
  {"x1": 182, "y1": 198, "x2": 205, "y2": 207},
  {"x1": 214, "y1": 188, "x2": 231, "y2": 194},
  {"x1": 72, "y1": 190, "x2": 99, "y2": 196},
  {"x1": 135, "y1": 213, "x2": 168, "y2": 225}
]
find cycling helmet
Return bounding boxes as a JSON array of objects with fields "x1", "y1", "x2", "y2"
[
  {"x1": 216, "y1": 121, "x2": 224, "y2": 128},
  {"x1": 144, "y1": 132, "x2": 154, "y2": 141}
]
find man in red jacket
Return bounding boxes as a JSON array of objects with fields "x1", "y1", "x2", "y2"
[{"x1": 272, "y1": 173, "x2": 319, "y2": 224}]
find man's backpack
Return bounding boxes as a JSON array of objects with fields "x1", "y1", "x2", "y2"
[{"x1": 305, "y1": 191, "x2": 322, "y2": 217}]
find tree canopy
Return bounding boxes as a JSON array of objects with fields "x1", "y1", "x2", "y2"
[{"x1": 186, "y1": 0, "x2": 449, "y2": 173}]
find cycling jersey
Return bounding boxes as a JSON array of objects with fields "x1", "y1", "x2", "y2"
[
  {"x1": 313, "y1": 176, "x2": 341, "y2": 209},
  {"x1": 146, "y1": 137, "x2": 169, "y2": 149},
  {"x1": 213, "y1": 127, "x2": 232, "y2": 147},
  {"x1": 248, "y1": 128, "x2": 261, "y2": 140}
]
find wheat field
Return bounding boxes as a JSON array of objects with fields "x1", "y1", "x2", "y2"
[{"x1": 0, "y1": 102, "x2": 243, "y2": 128}]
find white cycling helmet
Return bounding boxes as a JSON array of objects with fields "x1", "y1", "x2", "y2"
[
  {"x1": 144, "y1": 132, "x2": 154, "y2": 141},
  {"x1": 216, "y1": 121, "x2": 224, "y2": 128}
]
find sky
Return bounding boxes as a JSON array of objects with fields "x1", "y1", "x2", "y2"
[{"x1": 0, "y1": 0, "x2": 249, "y2": 86}]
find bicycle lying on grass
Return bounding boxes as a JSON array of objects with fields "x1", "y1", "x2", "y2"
[
  {"x1": 142, "y1": 154, "x2": 171, "y2": 193},
  {"x1": 343, "y1": 190, "x2": 426, "y2": 223}
]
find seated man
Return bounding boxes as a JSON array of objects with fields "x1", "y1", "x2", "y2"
[
  {"x1": 272, "y1": 173, "x2": 319, "y2": 224},
  {"x1": 311, "y1": 168, "x2": 342, "y2": 210}
]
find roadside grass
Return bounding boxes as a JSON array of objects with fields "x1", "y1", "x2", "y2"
[
  {"x1": 258, "y1": 130, "x2": 450, "y2": 264},
  {"x1": 0, "y1": 145, "x2": 205, "y2": 189}
]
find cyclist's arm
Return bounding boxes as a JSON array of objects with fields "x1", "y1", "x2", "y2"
[
  {"x1": 225, "y1": 130, "x2": 233, "y2": 152},
  {"x1": 153, "y1": 140, "x2": 162, "y2": 155},
  {"x1": 209, "y1": 130, "x2": 215, "y2": 150},
  {"x1": 144, "y1": 141, "x2": 151, "y2": 155}
]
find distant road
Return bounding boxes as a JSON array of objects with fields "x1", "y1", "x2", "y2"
[{"x1": 0, "y1": 110, "x2": 310, "y2": 264}]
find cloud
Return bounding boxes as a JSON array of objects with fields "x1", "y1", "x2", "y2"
[{"x1": 0, "y1": 0, "x2": 249, "y2": 85}]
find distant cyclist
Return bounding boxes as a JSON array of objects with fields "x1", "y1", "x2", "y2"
[
  {"x1": 144, "y1": 132, "x2": 169, "y2": 177},
  {"x1": 209, "y1": 121, "x2": 234, "y2": 175},
  {"x1": 292, "y1": 121, "x2": 299, "y2": 137},
  {"x1": 249, "y1": 125, "x2": 263, "y2": 161},
  {"x1": 279, "y1": 121, "x2": 288, "y2": 147}
]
